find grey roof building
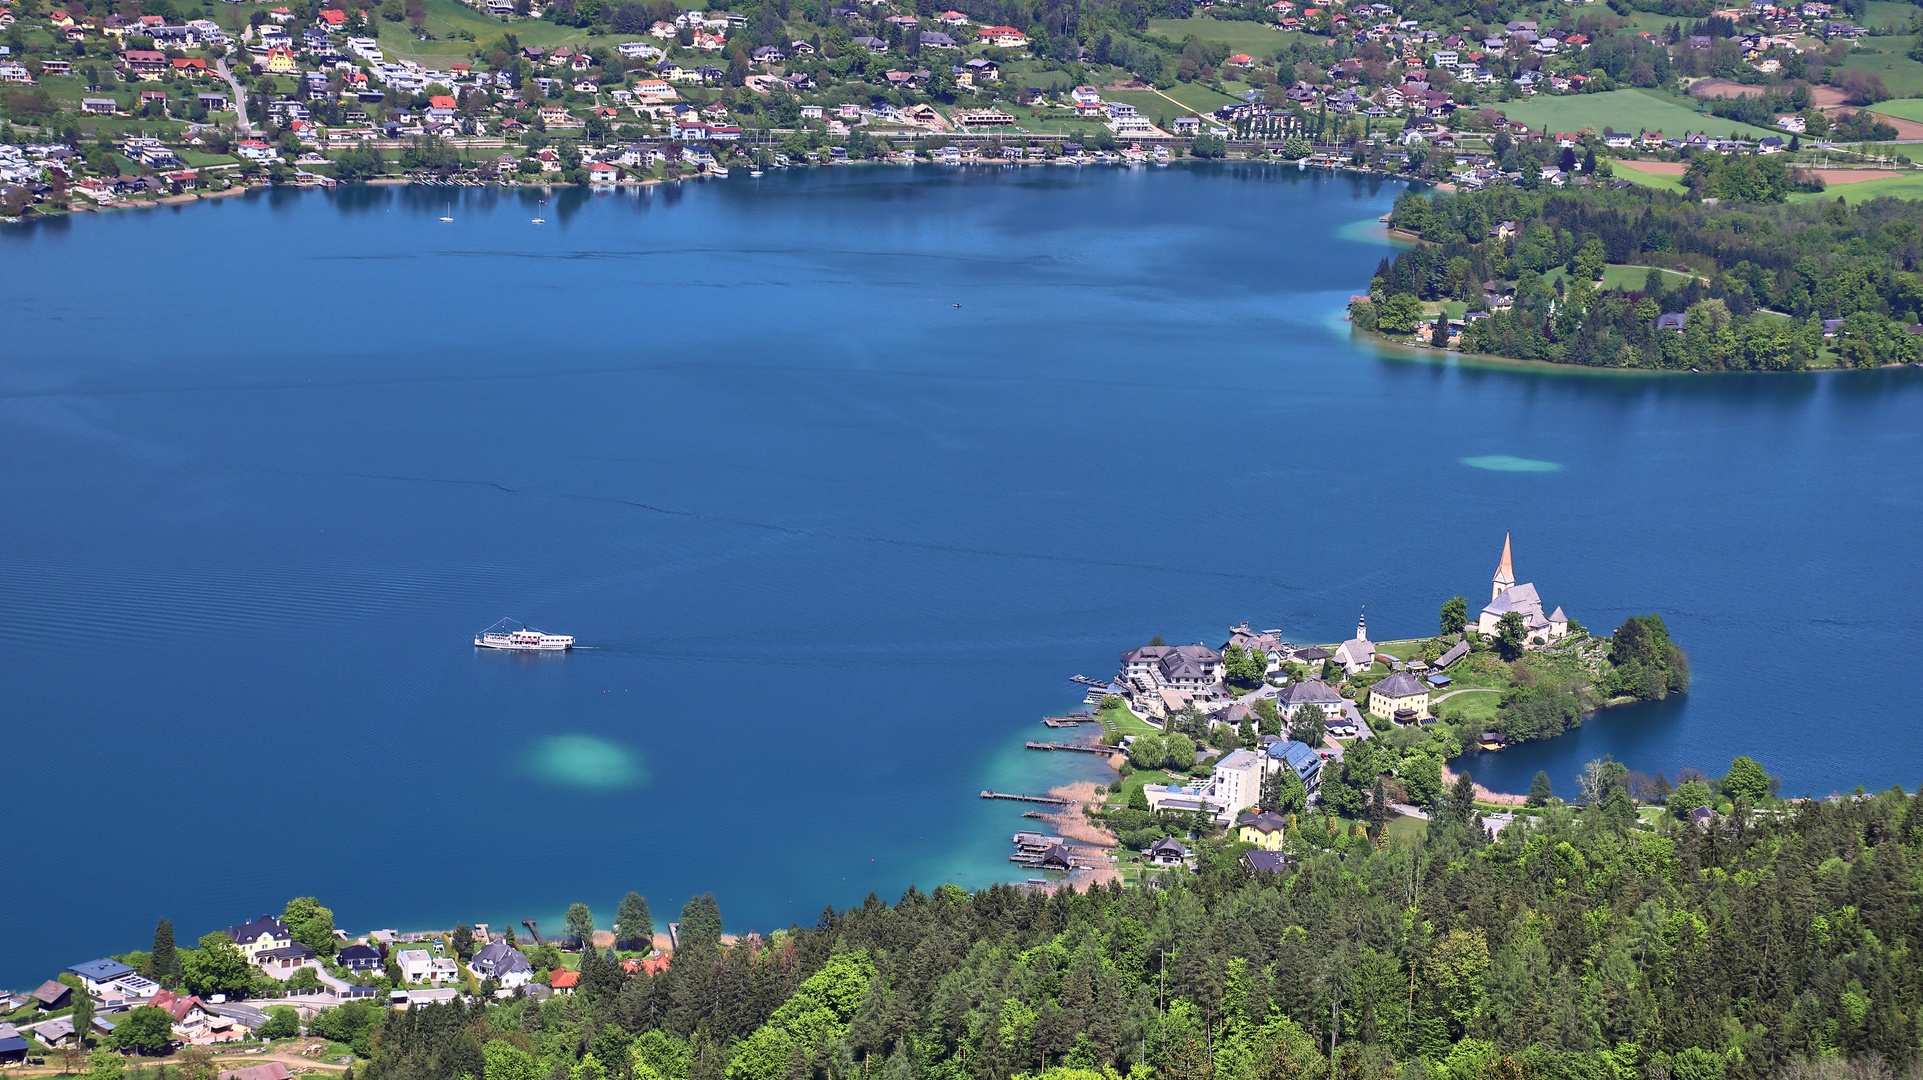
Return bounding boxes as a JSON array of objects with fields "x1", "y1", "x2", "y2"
[{"x1": 1275, "y1": 679, "x2": 1344, "y2": 717}]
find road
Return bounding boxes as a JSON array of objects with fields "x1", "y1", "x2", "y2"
[{"x1": 215, "y1": 57, "x2": 252, "y2": 134}]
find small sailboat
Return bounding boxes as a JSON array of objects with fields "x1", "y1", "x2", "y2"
[
  {"x1": 532, "y1": 218, "x2": 545, "y2": 224},
  {"x1": 440, "y1": 201, "x2": 452, "y2": 221},
  {"x1": 750, "y1": 169, "x2": 763, "y2": 177}
]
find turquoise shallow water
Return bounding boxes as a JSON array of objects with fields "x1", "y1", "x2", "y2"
[{"x1": 1, "y1": 164, "x2": 1920, "y2": 985}]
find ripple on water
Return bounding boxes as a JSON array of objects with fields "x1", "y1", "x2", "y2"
[
  {"x1": 1460, "y1": 455, "x2": 1563, "y2": 473},
  {"x1": 529, "y1": 734, "x2": 647, "y2": 790}
]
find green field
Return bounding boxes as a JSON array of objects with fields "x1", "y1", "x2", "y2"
[
  {"x1": 1866, "y1": 0, "x2": 1917, "y2": 30},
  {"x1": 1146, "y1": 16, "x2": 1292, "y2": 59},
  {"x1": 1789, "y1": 172, "x2": 1923, "y2": 203},
  {"x1": 374, "y1": 0, "x2": 628, "y2": 61},
  {"x1": 1491, "y1": 89, "x2": 1782, "y2": 140},
  {"x1": 1838, "y1": 35, "x2": 1923, "y2": 100},
  {"x1": 1867, "y1": 97, "x2": 1923, "y2": 123},
  {"x1": 1612, "y1": 160, "x2": 1688, "y2": 193}
]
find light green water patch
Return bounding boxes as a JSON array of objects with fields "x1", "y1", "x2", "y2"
[
  {"x1": 1334, "y1": 218, "x2": 1415, "y2": 249},
  {"x1": 1460, "y1": 455, "x2": 1564, "y2": 473},
  {"x1": 528, "y1": 734, "x2": 648, "y2": 791}
]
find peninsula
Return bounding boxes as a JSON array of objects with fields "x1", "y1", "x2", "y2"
[{"x1": 1022, "y1": 534, "x2": 1686, "y2": 882}]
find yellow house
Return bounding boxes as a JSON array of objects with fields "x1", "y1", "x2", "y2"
[
  {"x1": 265, "y1": 47, "x2": 298, "y2": 74},
  {"x1": 222, "y1": 915, "x2": 292, "y2": 962},
  {"x1": 1366, "y1": 670, "x2": 1430, "y2": 723},
  {"x1": 1237, "y1": 810, "x2": 1289, "y2": 850}
]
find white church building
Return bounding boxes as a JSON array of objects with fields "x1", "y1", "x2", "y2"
[{"x1": 1477, "y1": 534, "x2": 1569, "y2": 644}]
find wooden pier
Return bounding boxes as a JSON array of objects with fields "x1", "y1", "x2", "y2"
[
  {"x1": 981, "y1": 790, "x2": 1072, "y2": 805},
  {"x1": 1025, "y1": 741, "x2": 1116, "y2": 755}
]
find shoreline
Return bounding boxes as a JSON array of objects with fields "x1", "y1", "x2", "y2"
[
  {"x1": 1349, "y1": 323, "x2": 1922, "y2": 377},
  {"x1": 1, "y1": 157, "x2": 1408, "y2": 231}
]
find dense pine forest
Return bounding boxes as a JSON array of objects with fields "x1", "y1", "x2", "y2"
[
  {"x1": 354, "y1": 780, "x2": 1923, "y2": 1080},
  {"x1": 1360, "y1": 186, "x2": 1923, "y2": 371}
]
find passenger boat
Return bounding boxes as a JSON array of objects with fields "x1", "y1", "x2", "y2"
[{"x1": 474, "y1": 618, "x2": 574, "y2": 651}]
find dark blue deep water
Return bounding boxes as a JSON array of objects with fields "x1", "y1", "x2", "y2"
[{"x1": 3, "y1": 164, "x2": 1921, "y2": 986}]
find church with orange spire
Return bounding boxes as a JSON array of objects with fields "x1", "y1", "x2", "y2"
[{"x1": 1476, "y1": 533, "x2": 1570, "y2": 643}]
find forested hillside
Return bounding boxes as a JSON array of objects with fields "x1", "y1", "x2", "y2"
[{"x1": 359, "y1": 782, "x2": 1923, "y2": 1080}]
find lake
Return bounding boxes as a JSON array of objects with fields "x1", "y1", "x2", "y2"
[{"x1": 2, "y1": 164, "x2": 1920, "y2": 987}]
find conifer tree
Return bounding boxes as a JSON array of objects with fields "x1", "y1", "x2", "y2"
[
  {"x1": 1528, "y1": 770, "x2": 1554, "y2": 807},
  {"x1": 150, "y1": 917, "x2": 177, "y2": 988}
]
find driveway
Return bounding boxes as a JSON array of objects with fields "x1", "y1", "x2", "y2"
[{"x1": 215, "y1": 57, "x2": 252, "y2": 134}]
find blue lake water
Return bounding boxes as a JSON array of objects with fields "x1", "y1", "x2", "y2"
[{"x1": 3, "y1": 164, "x2": 1921, "y2": 986}]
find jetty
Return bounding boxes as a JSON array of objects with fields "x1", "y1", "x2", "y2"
[
  {"x1": 1069, "y1": 675, "x2": 1110, "y2": 688},
  {"x1": 981, "y1": 790, "x2": 1072, "y2": 805},
  {"x1": 1024, "y1": 741, "x2": 1116, "y2": 755}
]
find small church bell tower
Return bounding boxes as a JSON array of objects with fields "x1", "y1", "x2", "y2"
[{"x1": 1492, "y1": 533, "x2": 1516, "y2": 602}]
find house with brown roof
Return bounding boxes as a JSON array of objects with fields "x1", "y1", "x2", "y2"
[{"x1": 30, "y1": 981, "x2": 71, "y2": 1011}]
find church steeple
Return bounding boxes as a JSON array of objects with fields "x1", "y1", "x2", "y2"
[
  {"x1": 1492, "y1": 533, "x2": 1516, "y2": 602},
  {"x1": 1356, "y1": 607, "x2": 1367, "y2": 642}
]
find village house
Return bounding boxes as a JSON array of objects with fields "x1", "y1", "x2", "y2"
[
  {"x1": 1236, "y1": 810, "x2": 1290, "y2": 849},
  {"x1": 1263, "y1": 738, "x2": 1323, "y2": 792},
  {"x1": 67, "y1": 958, "x2": 135, "y2": 996},
  {"x1": 1274, "y1": 678, "x2": 1345, "y2": 720},
  {"x1": 1366, "y1": 670, "x2": 1430, "y2": 723},
  {"x1": 397, "y1": 948, "x2": 460, "y2": 985},
  {"x1": 338, "y1": 943, "x2": 383, "y2": 972},
  {"x1": 470, "y1": 941, "x2": 536, "y2": 987}
]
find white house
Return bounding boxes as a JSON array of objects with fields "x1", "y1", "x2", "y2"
[
  {"x1": 1274, "y1": 678, "x2": 1345, "y2": 720},
  {"x1": 396, "y1": 949, "x2": 460, "y2": 985}
]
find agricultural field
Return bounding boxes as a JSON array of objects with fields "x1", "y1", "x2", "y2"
[
  {"x1": 1145, "y1": 16, "x2": 1296, "y2": 60},
  {"x1": 1865, "y1": 97, "x2": 1923, "y2": 123},
  {"x1": 1789, "y1": 172, "x2": 1923, "y2": 203},
  {"x1": 1491, "y1": 88, "x2": 1782, "y2": 140},
  {"x1": 1611, "y1": 160, "x2": 1688, "y2": 192}
]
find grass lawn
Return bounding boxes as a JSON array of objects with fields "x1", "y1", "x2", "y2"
[
  {"x1": 1145, "y1": 16, "x2": 1292, "y2": 58},
  {"x1": 1490, "y1": 89, "x2": 1782, "y2": 140},
  {"x1": 374, "y1": 0, "x2": 636, "y2": 61},
  {"x1": 1436, "y1": 688, "x2": 1502, "y2": 724},
  {"x1": 1160, "y1": 81, "x2": 1243, "y2": 114},
  {"x1": 1788, "y1": 172, "x2": 1923, "y2": 203},
  {"x1": 1383, "y1": 814, "x2": 1428, "y2": 844},
  {"x1": 1107, "y1": 768, "x2": 1176, "y2": 807},
  {"x1": 1612, "y1": 160, "x2": 1688, "y2": 193},
  {"x1": 1098, "y1": 698, "x2": 1161, "y2": 739},
  {"x1": 1838, "y1": 36, "x2": 1923, "y2": 99},
  {"x1": 1867, "y1": 98, "x2": 1923, "y2": 123},
  {"x1": 180, "y1": 149, "x2": 240, "y2": 167},
  {"x1": 1100, "y1": 88, "x2": 1194, "y2": 125},
  {"x1": 1565, "y1": 262, "x2": 1698, "y2": 289}
]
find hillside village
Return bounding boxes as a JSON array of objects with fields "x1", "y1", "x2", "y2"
[
  {"x1": 1, "y1": 900, "x2": 679, "y2": 1071},
  {"x1": 1, "y1": 0, "x2": 1920, "y2": 212}
]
